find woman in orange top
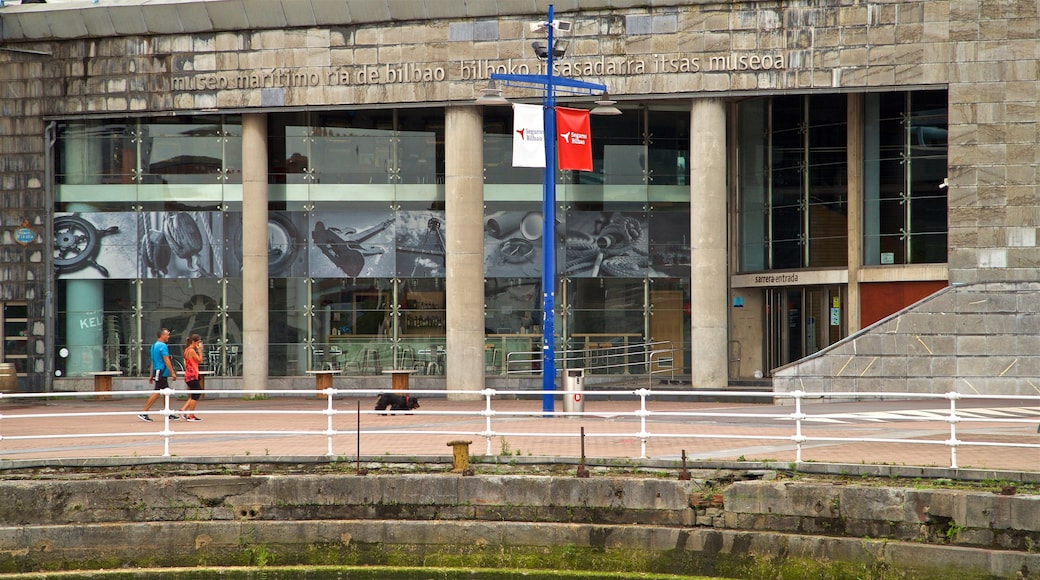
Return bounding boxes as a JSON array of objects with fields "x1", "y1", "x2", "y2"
[{"x1": 179, "y1": 334, "x2": 204, "y2": 421}]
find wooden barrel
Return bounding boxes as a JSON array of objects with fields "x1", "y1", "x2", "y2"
[{"x1": 0, "y1": 363, "x2": 16, "y2": 393}]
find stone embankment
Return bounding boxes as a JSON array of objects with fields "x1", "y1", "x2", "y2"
[{"x1": 0, "y1": 470, "x2": 1037, "y2": 577}]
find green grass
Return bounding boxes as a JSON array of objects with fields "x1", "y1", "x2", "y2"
[{"x1": 0, "y1": 566, "x2": 721, "y2": 579}]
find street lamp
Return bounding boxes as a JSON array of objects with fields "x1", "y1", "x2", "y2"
[{"x1": 476, "y1": 5, "x2": 619, "y2": 414}]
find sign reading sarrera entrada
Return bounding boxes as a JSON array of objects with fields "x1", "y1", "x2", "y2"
[{"x1": 171, "y1": 52, "x2": 786, "y2": 91}]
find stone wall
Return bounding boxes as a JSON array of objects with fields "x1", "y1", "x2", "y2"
[
  {"x1": 0, "y1": 473, "x2": 1036, "y2": 577},
  {"x1": 724, "y1": 480, "x2": 1040, "y2": 551},
  {"x1": 0, "y1": 54, "x2": 48, "y2": 391},
  {"x1": 773, "y1": 282, "x2": 1040, "y2": 396}
]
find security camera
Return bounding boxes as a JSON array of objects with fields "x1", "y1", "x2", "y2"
[
  {"x1": 530, "y1": 20, "x2": 573, "y2": 33},
  {"x1": 938, "y1": 177, "x2": 949, "y2": 190},
  {"x1": 531, "y1": 39, "x2": 569, "y2": 59}
]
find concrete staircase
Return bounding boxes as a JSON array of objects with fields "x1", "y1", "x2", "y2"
[{"x1": 774, "y1": 282, "x2": 1040, "y2": 397}]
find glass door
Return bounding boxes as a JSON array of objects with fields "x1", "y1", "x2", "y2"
[
  {"x1": 764, "y1": 286, "x2": 845, "y2": 373},
  {"x1": 2, "y1": 302, "x2": 28, "y2": 388}
]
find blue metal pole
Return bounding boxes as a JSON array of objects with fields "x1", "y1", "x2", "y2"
[
  {"x1": 489, "y1": 5, "x2": 607, "y2": 415},
  {"x1": 541, "y1": 4, "x2": 557, "y2": 415}
]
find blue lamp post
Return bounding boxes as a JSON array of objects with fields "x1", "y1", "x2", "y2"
[{"x1": 480, "y1": 5, "x2": 613, "y2": 414}]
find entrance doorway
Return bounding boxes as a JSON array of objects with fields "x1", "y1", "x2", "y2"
[
  {"x1": 1, "y1": 302, "x2": 28, "y2": 389},
  {"x1": 764, "y1": 286, "x2": 845, "y2": 372}
]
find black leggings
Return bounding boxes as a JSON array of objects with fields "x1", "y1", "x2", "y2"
[{"x1": 185, "y1": 379, "x2": 202, "y2": 400}]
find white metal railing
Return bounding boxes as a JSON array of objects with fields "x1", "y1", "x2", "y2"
[{"x1": 0, "y1": 388, "x2": 1037, "y2": 470}]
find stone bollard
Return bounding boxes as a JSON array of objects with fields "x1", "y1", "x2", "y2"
[{"x1": 447, "y1": 440, "x2": 473, "y2": 475}]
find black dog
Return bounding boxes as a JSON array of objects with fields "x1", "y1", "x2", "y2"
[{"x1": 374, "y1": 393, "x2": 420, "y2": 414}]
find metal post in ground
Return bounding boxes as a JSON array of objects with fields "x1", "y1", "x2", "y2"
[
  {"x1": 576, "y1": 426, "x2": 589, "y2": 478},
  {"x1": 356, "y1": 401, "x2": 367, "y2": 476}
]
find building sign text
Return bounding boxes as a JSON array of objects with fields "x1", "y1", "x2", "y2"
[{"x1": 171, "y1": 52, "x2": 786, "y2": 92}]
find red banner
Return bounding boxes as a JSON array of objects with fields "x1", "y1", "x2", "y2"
[{"x1": 556, "y1": 107, "x2": 592, "y2": 171}]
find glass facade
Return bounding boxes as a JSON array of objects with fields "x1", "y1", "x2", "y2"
[
  {"x1": 737, "y1": 90, "x2": 948, "y2": 273},
  {"x1": 482, "y1": 105, "x2": 692, "y2": 375},
  {"x1": 863, "y1": 91, "x2": 949, "y2": 265},
  {"x1": 55, "y1": 116, "x2": 243, "y2": 379},
  {"x1": 53, "y1": 104, "x2": 692, "y2": 379},
  {"x1": 737, "y1": 95, "x2": 850, "y2": 271}
]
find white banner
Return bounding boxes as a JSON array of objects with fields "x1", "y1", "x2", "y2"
[{"x1": 512, "y1": 103, "x2": 545, "y2": 168}]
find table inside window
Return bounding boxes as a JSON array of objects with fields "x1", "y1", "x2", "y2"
[
  {"x1": 88, "y1": 371, "x2": 121, "y2": 401},
  {"x1": 306, "y1": 369, "x2": 339, "y2": 399},
  {"x1": 382, "y1": 369, "x2": 417, "y2": 391}
]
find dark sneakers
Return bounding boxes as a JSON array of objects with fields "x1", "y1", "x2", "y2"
[{"x1": 137, "y1": 414, "x2": 182, "y2": 421}]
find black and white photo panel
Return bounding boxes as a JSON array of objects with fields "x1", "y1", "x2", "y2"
[
  {"x1": 648, "y1": 210, "x2": 692, "y2": 278},
  {"x1": 266, "y1": 212, "x2": 309, "y2": 277},
  {"x1": 484, "y1": 209, "x2": 545, "y2": 278},
  {"x1": 565, "y1": 211, "x2": 652, "y2": 278},
  {"x1": 54, "y1": 212, "x2": 139, "y2": 279},
  {"x1": 139, "y1": 211, "x2": 223, "y2": 278},
  {"x1": 225, "y1": 211, "x2": 309, "y2": 277},
  {"x1": 309, "y1": 210, "x2": 396, "y2": 279},
  {"x1": 396, "y1": 210, "x2": 446, "y2": 277}
]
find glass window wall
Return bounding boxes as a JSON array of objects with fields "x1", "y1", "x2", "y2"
[
  {"x1": 735, "y1": 95, "x2": 849, "y2": 271},
  {"x1": 483, "y1": 104, "x2": 691, "y2": 375},
  {"x1": 54, "y1": 109, "x2": 448, "y2": 379},
  {"x1": 56, "y1": 116, "x2": 240, "y2": 212},
  {"x1": 738, "y1": 90, "x2": 947, "y2": 272},
  {"x1": 53, "y1": 104, "x2": 688, "y2": 379},
  {"x1": 863, "y1": 91, "x2": 948, "y2": 265}
]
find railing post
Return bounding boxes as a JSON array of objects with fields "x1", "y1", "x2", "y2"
[
  {"x1": 482, "y1": 388, "x2": 495, "y2": 455},
  {"x1": 791, "y1": 390, "x2": 806, "y2": 464},
  {"x1": 325, "y1": 388, "x2": 336, "y2": 457},
  {"x1": 161, "y1": 387, "x2": 173, "y2": 457},
  {"x1": 636, "y1": 388, "x2": 650, "y2": 458},
  {"x1": 946, "y1": 391, "x2": 960, "y2": 469}
]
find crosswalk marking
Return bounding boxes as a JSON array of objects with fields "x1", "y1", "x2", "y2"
[
  {"x1": 780, "y1": 406, "x2": 1040, "y2": 424},
  {"x1": 961, "y1": 408, "x2": 1022, "y2": 417}
]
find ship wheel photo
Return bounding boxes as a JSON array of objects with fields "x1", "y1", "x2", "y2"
[{"x1": 53, "y1": 214, "x2": 119, "y2": 277}]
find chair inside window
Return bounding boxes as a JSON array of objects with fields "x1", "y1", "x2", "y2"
[
  {"x1": 341, "y1": 343, "x2": 384, "y2": 375},
  {"x1": 324, "y1": 345, "x2": 343, "y2": 371}
]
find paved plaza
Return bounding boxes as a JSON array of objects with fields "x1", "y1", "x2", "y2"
[{"x1": 0, "y1": 390, "x2": 1037, "y2": 475}]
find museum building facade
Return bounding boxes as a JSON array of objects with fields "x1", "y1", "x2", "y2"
[{"x1": 0, "y1": 0, "x2": 1035, "y2": 397}]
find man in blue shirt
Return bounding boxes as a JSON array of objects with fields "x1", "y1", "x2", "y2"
[{"x1": 138, "y1": 328, "x2": 178, "y2": 422}]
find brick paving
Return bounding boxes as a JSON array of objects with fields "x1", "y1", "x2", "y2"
[{"x1": 0, "y1": 392, "x2": 1037, "y2": 473}]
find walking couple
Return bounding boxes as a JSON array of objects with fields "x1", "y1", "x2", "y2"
[{"x1": 138, "y1": 328, "x2": 205, "y2": 422}]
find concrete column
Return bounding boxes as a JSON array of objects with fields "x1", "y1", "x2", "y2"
[
  {"x1": 846, "y1": 93, "x2": 863, "y2": 333},
  {"x1": 444, "y1": 105, "x2": 485, "y2": 400},
  {"x1": 690, "y1": 98, "x2": 728, "y2": 388},
  {"x1": 63, "y1": 131, "x2": 103, "y2": 377},
  {"x1": 241, "y1": 113, "x2": 269, "y2": 389},
  {"x1": 64, "y1": 277, "x2": 103, "y2": 377}
]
